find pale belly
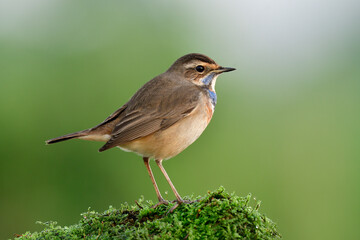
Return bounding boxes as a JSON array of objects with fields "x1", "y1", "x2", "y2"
[{"x1": 118, "y1": 102, "x2": 213, "y2": 160}]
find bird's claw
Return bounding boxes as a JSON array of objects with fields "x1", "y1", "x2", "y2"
[
  {"x1": 168, "y1": 199, "x2": 198, "y2": 213},
  {"x1": 152, "y1": 199, "x2": 169, "y2": 209}
]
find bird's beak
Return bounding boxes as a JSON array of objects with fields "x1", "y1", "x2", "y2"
[{"x1": 214, "y1": 66, "x2": 236, "y2": 74}]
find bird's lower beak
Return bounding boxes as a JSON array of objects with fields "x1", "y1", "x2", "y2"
[{"x1": 215, "y1": 67, "x2": 236, "y2": 73}]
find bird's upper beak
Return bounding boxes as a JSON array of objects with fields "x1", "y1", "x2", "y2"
[{"x1": 214, "y1": 66, "x2": 236, "y2": 74}]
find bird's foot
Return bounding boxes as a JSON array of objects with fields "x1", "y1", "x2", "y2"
[
  {"x1": 171, "y1": 199, "x2": 199, "y2": 204},
  {"x1": 168, "y1": 199, "x2": 198, "y2": 213},
  {"x1": 151, "y1": 199, "x2": 169, "y2": 209}
]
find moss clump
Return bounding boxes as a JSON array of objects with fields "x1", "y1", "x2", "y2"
[{"x1": 15, "y1": 187, "x2": 281, "y2": 239}]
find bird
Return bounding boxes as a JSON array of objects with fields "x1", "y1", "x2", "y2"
[{"x1": 46, "y1": 53, "x2": 235, "y2": 211}]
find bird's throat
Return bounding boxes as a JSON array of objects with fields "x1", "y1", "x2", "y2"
[
  {"x1": 200, "y1": 72, "x2": 218, "y2": 108},
  {"x1": 207, "y1": 89, "x2": 217, "y2": 107},
  {"x1": 201, "y1": 72, "x2": 216, "y2": 86}
]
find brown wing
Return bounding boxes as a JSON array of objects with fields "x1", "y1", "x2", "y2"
[{"x1": 98, "y1": 77, "x2": 201, "y2": 152}]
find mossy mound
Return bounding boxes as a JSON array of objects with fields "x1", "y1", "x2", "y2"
[{"x1": 15, "y1": 187, "x2": 281, "y2": 239}]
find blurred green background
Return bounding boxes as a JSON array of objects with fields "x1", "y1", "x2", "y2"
[{"x1": 0, "y1": 0, "x2": 359, "y2": 239}]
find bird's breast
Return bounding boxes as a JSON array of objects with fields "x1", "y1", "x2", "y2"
[
  {"x1": 205, "y1": 89, "x2": 216, "y2": 122},
  {"x1": 119, "y1": 95, "x2": 213, "y2": 160}
]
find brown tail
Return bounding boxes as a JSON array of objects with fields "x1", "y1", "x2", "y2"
[{"x1": 46, "y1": 130, "x2": 89, "y2": 144}]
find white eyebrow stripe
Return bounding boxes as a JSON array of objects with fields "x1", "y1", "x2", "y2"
[{"x1": 184, "y1": 62, "x2": 197, "y2": 69}]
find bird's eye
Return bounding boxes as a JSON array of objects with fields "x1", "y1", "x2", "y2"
[{"x1": 195, "y1": 65, "x2": 205, "y2": 72}]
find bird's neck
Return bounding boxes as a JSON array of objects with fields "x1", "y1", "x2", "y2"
[
  {"x1": 200, "y1": 73, "x2": 218, "y2": 108},
  {"x1": 207, "y1": 89, "x2": 217, "y2": 107}
]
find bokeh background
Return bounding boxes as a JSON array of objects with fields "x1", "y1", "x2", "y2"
[{"x1": 1, "y1": 0, "x2": 359, "y2": 239}]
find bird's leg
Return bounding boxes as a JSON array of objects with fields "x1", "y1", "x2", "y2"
[
  {"x1": 143, "y1": 157, "x2": 168, "y2": 208},
  {"x1": 155, "y1": 159, "x2": 192, "y2": 212}
]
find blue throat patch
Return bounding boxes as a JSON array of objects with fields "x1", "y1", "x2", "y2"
[
  {"x1": 201, "y1": 73, "x2": 217, "y2": 107},
  {"x1": 207, "y1": 90, "x2": 217, "y2": 106},
  {"x1": 201, "y1": 72, "x2": 216, "y2": 85}
]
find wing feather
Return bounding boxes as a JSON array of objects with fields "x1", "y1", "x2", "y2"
[{"x1": 99, "y1": 78, "x2": 202, "y2": 152}]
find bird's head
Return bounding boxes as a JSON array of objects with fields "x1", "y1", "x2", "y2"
[{"x1": 167, "y1": 53, "x2": 235, "y2": 90}]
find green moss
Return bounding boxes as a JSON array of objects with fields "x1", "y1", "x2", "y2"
[{"x1": 15, "y1": 187, "x2": 281, "y2": 239}]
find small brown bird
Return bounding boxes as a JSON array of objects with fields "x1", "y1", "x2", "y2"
[{"x1": 46, "y1": 53, "x2": 235, "y2": 210}]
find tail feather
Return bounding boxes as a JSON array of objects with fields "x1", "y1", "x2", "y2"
[{"x1": 46, "y1": 130, "x2": 89, "y2": 144}]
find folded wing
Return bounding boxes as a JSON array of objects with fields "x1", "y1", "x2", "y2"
[{"x1": 99, "y1": 81, "x2": 201, "y2": 152}]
